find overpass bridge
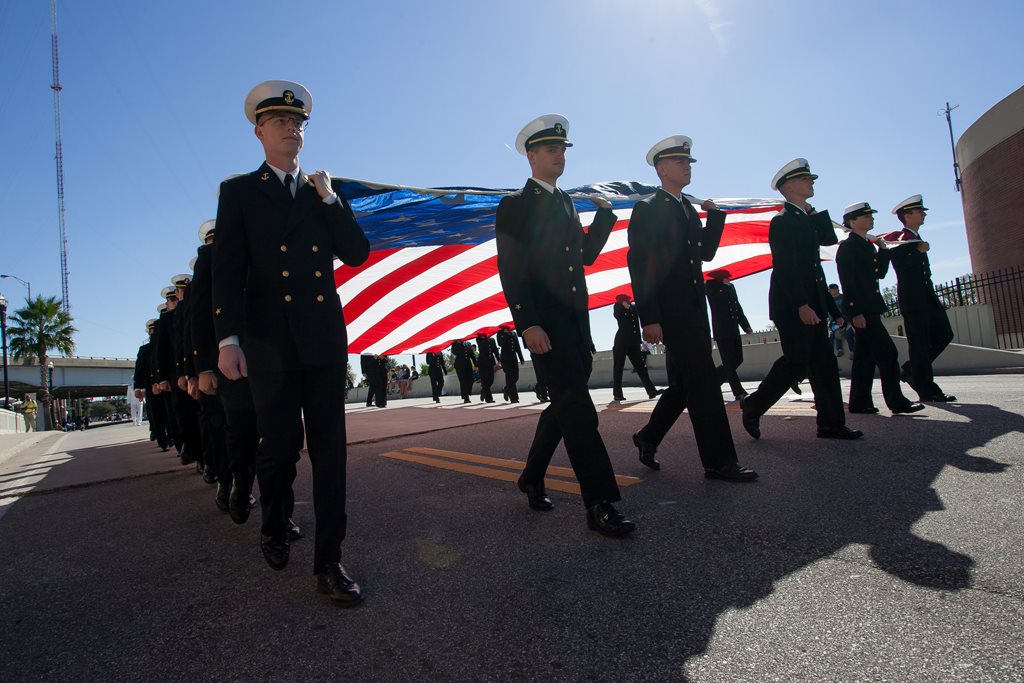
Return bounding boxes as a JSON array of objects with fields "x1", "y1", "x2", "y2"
[{"x1": 4, "y1": 357, "x2": 135, "y2": 400}]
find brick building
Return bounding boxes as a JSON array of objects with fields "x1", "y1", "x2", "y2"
[{"x1": 956, "y1": 86, "x2": 1024, "y2": 347}]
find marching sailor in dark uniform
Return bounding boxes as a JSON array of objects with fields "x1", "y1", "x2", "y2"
[
  {"x1": 425, "y1": 350, "x2": 447, "y2": 403},
  {"x1": 740, "y1": 159, "x2": 862, "y2": 440},
  {"x1": 628, "y1": 136, "x2": 756, "y2": 481},
  {"x1": 495, "y1": 113, "x2": 635, "y2": 536},
  {"x1": 889, "y1": 194, "x2": 956, "y2": 402},
  {"x1": 213, "y1": 80, "x2": 369, "y2": 605},
  {"x1": 171, "y1": 273, "x2": 204, "y2": 475},
  {"x1": 153, "y1": 287, "x2": 185, "y2": 458},
  {"x1": 611, "y1": 294, "x2": 659, "y2": 401},
  {"x1": 835, "y1": 202, "x2": 925, "y2": 415},
  {"x1": 706, "y1": 270, "x2": 753, "y2": 400},
  {"x1": 450, "y1": 339, "x2": 476, "y2": 404},
  {"x1": 496, "y1": 324, "x2": 525, "y2": 402},
  {"x1": 476, "y1": 332, "x2": 499, "y2": 403}
]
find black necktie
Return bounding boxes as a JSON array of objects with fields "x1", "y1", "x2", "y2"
[{"x1": 284, "y1": 173, "x2": 294, "y2": 200}]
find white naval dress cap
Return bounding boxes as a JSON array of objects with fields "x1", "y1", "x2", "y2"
[
  {"x1": 771, "y1": 158, "x2": 818, "y2": 191},
  {"x1": 157, "y1": 303, "x2": 168, "y2": 314},
  {"x1": 891, "y1": 194, "x2": 928, "y2": 215},
  {"x1": 188, "y1": 256, "x2": 197, "y2": 271},
  {"x1": 646, "y1": 135, "x2": 697, "y2": 166},
  {"x1": 160, "y1": 286, "x2": 175, "y2": 300},
  {"x1": 244, "y1": 80, "x2": 312, "y2": 125},
  {"x1": 171, "y1": 273, "x2": 191, "y2": 287},
  {"x1": 515, "y1": 113, "x2": 573, "y2": 155},
  {"x1": 198, "y1": 219, "x2": 216, "y2": 243},
  {"x1": 842, "y1": 201, "x2": 878, "y2": 222}
]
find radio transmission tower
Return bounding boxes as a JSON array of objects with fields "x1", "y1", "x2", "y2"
[{"x1": 50, "y1": 0, "x2": 70, "y2": 311}]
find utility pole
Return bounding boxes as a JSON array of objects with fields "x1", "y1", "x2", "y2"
[{"x1": 940, "y1": 102, "x2": 962, "y2": 193}]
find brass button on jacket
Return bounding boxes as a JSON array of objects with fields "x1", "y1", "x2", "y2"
[{"x1": 284, "y1": 294, "x2": 292, "y2": 302}]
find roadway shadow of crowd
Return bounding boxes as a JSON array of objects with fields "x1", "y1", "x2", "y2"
[{"x1": 0, "y1": 397, "x2": 1020, "y2": 681}]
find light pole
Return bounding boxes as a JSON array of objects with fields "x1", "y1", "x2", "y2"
[
  {"x1": 47, "y1": 361, "x2": 55, "y2": 431},
  {"x1": 0, "y1": 293, "x2": 9, "y2": 410},
  {"x1": 0, "y1": 274, "x2": 31, "y2": 302}
]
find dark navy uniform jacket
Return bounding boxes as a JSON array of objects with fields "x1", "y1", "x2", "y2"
[
  {"x1": 767, "y1": 202, "x2": 841, "y2": 326},
  {"x1": 627, "y1": 189, "x2": 725, "y2": 337},
  {"x1": 495, "y1": 179, "x2": 615, "y2": 349},
  {"x1": 212, "y1": 162, "x2": 369, "y2": 371},
  {"x1": 835, "y1": 232, "x2": 890, "y2": 317}
]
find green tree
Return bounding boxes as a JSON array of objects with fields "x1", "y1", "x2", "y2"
[{"x1": 6, "y1": 295, "x2": 76, "y2": 430}]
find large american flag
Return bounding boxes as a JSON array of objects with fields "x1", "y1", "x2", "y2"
[{"x1": 334, "y1": 179, "x2": 839, "y2": 355}]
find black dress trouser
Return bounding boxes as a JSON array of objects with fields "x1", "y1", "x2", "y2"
[
  {"x1": 849, "y1": 313, "x2": 914, "y2": 411},
  {"x1": 715, "y1": 335, "x2": 746, "y2": 398},
  {"x1": 902, "y1": 308, "x2": 954, "y2": 398},
  {"x1": 612, "y1": 336, "x2": 656, "y2": 397},
  {"x1": 638, "y1": 318, "x2": 737, "y2": 469},
  {"x1": 745, "y1": 321, "x2": 846, "y2": 430},
  {"x1": 247, "y1": 362, "x2": 348, "y2": 573},
  {"x1": 520, "y1": 327, "x2": 620, "y2": 508}
]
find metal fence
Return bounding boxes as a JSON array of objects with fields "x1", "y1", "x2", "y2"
[{"x1": 884, "y1": 264, "x2": 1024, "y2": 350}]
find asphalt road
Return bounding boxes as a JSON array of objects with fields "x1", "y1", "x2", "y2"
[{"x1": 1, "y1": 377, "x2": 1022, "y2": 682}]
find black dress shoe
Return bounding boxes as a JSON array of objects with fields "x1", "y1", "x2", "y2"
[
  {"x1": 215, "y1": 483, "x2": 230, "y2": 512},
  {"x1": 203, "y1": 468, "x2": 218, "y2": 485},
  {"x1": 516, "y1": 479, "x2": 554, "y2": 511},
  {"x1": 739, "y1": 396, "x2": 761, "y2": 439},
  {"x1": 704, "y1": 462, "x2": 758, "y2": 482},
  {"x1": 632, "y1": 431, "x2": 660, "y2": 470},
  {"x1": 922, "y1": 393, "x2": 957, "y2": 403},
  {"x1": 228, "y1": 478, "x2": 253, "y2": 525},
  {"x1": 790, "y1": 382, "x2": 803, "y2": 395},
  {"x1": 260, "y1": 535, "x2": 289, "y2": 571},
  {"x1": 586, "y1": 502, "x2": 637, "y2": 537},
  {"x1": 612, "y1": 394, "x2": 626, "y2": 402},
  {"x1": 733, "y1": 390, "x2": 749, "y2": 401},
  {"x1": 816, "y1": 425, "x2": 864, "y2": 440},
  {"x1": 648, "y1": 389, "x2": 665, "y2": 398},
  {"x1": 848, "y1": 406, "x2": 880, "y2": 414},
  {"x1": 463, "y1": 398, "x2": 471, "y2": 404},
  {"x1": 315, "y1": 563, "x2": 364, "y2": 607},
  {"x1": 286, "y1": 518, "x2": 303, "y2": 541},
  {"x1": 892, "y1": 402, "x2": 925, "y2": 414}
]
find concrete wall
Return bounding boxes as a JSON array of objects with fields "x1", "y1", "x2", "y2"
[{"x1": 0, "y1": 408, "x2": 28, "y2": 434}]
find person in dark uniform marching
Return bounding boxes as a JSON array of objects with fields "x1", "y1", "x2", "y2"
[
  {"x1": 134, "y1": 319, "x2": 168, "y2": 449},
  {"x1": 213, "y1": 80, "x2": 369, "y2": 606},
  {"x1": 740, "y1": 158, "x2": 862, "y2": 441},
  {"x1": 153, "y1": 287, "x2": 185, "y2": 459},
  {"x1": 706, "y1": 270, "x2": 753, "y2": 400},
  {"x1": 835, "y1": 202, "x2": 925, "y2": 415},
  {"x1": 425, "y1": 350, "x2": 447, "y2": 403},
  {"x1": 627, "y1": 135, "x2": 756, "y2": 481},
  {"x1": 888, "y1": 194, "x2": 956, "y2": 403},
  {"x1": 171, "y1": 273, "x2": 204, "y2": 477},
  {"x1": 495, "y1": 113, "x2": 636, "y2": 536},
  {"x1": 450, "y1": 339, "x2": 475, "y2": 404},
  {"x1": 496, "y1": 324, "x2": 525, "y2": 403},
  {"x1": 475, "y1": 332, "x2": 499, "y2": 403},
  {"x1": 611, "y1": 293, "x2": 659, "y2": 401}
]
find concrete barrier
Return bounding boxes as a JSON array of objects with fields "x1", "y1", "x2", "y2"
[{"x1": 0, "y1": 408, "x2": 28, "y2": 434}]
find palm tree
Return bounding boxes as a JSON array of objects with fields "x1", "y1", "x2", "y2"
[{"x1": 7, "y1": 295, "x2": 76, "y2": 430}]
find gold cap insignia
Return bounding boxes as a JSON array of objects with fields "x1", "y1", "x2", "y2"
[
  {"x1": 283, "y1": 90, "x2": 295, "y2": 104},
  {"x1": 554, "y1": 123, "x2": 564, "y2": 135}
]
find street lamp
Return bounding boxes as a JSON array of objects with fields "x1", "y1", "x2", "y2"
[
  {"x1": 0, "y1": 274, "x2": 31, "y2": 302},
  {"x1": 0, "y1": 292, "x2": 9, "y2": 410},
  {"x1": 47, "y1": 361, "x2": 55, "y2": 431}
]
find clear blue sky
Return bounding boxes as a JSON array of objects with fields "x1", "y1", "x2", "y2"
[{"x1": 2, "y1": 0, "x2": 1022, "y2": 370}]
